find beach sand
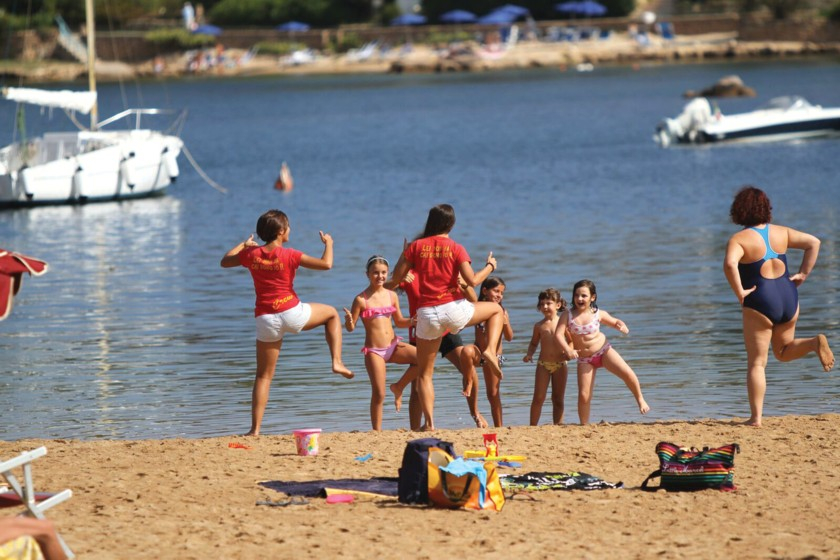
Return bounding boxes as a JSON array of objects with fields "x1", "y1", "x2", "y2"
[{"x1": 3, "y1": 414, "x2": 839, "y2": 559}]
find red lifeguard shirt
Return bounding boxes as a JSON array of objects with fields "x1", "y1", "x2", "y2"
[
  {"x1": 404, "y1": 236, "x2": 470, "y2": 309},
  {"x1": 238, "y1": 245, "x2": 302, "y2": 317}
]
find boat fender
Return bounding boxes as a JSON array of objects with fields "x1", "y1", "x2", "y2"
[
  {"x1": 72, "y1": 165, "x2": 85, "y2": 199},
  {"x1": 120, "y1": 152, "x2": 137, "y2": 189},
  {"x1": 17, "y1": 166, "x2": 32, "y2": 200},
  {"x1": 162, "y1": 147, "x2": 179, "y2": 181}
]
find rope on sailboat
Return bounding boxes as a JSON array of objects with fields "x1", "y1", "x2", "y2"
[{"x1": 182, "y1": 144, "x2": 228, "y2": 194}]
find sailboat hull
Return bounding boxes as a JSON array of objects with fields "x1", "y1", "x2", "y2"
[{"x1": 0, "y1": 132, "x2": 183, "y2": 208}]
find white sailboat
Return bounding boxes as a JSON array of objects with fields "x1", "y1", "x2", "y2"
[{"x1": 0, "y1": 0, "x2": 185, "y2": 208}]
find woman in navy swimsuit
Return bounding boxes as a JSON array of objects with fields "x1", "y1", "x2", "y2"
[{"x1": 724, "y1": 186, "x2": 834, "y2": 427}]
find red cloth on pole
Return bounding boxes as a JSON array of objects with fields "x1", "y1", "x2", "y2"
[{"x1": 0, "y1": 249, "x2": 48, "y2": 321}]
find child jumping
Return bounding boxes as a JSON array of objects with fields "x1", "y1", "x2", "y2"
[
  {"x1": 475, "y1": 277, "x2": 514, "y2": 428},
  {"x1": 524, "y1": 288, "x2": 570, "y2": 425},
  {"x1": 554, "y1": 279, "x2": 650, "y2": 425},
  {"x1": 220, "y1": 209, "x2": 353, "y2": 437},
  {"x1": 344, "y1": 255, "x2": 419, "y2": 431}
]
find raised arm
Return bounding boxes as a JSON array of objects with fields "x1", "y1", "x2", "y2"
[
  {"x1": 300, "y1": 231, "x2": 333, "y2": 270},
  {"x1": 786, "y1": 226, "x2": 821, "y2": 286},
  {"x1": 723, "y1": 236, "x2": 755, "y2": 304},
  {"x1": 459, "y1": 252, "x2": 497, "y2": 287},
  {"x1": 523, "y1": 323, "x2": 541, "y2": 362},
  {"x1": 343, "y1": 295, "x2": 363, "y2": 332},
  {"x1": 220, "y1": 234, "x2": 257, "y2": 268},
  {"x1": 458, "y1": 274, "x2": 478, "y2": 303},
  {"x1": 600, "y1": 310, "x2": 629, "y2": 335}
]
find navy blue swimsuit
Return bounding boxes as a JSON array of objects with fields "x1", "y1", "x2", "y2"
[{"x1": 737, "y1": 225, "x2": 798, "y2": 324}]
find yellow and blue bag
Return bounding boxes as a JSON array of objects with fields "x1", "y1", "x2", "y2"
[
  {"x1": 641, "y1": 442, "x2": 739, "y2": 492},
  {"x1": 427, "y1": 447, "x2": 505, "y2": 511}
]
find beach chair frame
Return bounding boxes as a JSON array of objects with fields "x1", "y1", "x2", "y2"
[{"x1": 1, "y1": 446, "x2": 74, "y2": 559}]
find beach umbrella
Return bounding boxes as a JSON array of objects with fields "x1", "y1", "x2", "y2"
[
  {"x1": 478, "y1": 10, "x2": 518, "y2": 24},
  {"x1": 439, "y1": 9, "x2": 478, "y2": 23},
  {"x1": 191, "y1": 24, "x2": 222, "y2": 36},
  {"x1": 0, "y1": 249, "x2": 48, "y2": 321},
  {"x1": 555, "y1": 1, "x2": 581, "y2": 13},
  {"x1": 275, "y1": 21, "x2": 310, "y2": 32},
  {"x1": 495, "y1": 4, "x2": 531, "y2": 17},
  {"x1": 575, "y1": 0, "x2": 608, "y2": 16},
  {"x1": 389, "y1": 13, "x2": 427, "y2": 26}
]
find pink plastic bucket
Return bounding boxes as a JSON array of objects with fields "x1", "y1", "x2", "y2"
[{"x1": 293, "y1": 429, "x2": 321, "y2": 456}]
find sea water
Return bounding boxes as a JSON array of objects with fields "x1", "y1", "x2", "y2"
[{"x1": 1, "y1": 58, "x2": 838, "y2": 439}]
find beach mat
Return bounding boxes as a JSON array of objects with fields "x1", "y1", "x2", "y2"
[
  {"x1": 260, "y1": 477, "x2": 399, "y2": 498},
  {"x1": 500, "y1": 472, "x2": 623, "y2": 491}
]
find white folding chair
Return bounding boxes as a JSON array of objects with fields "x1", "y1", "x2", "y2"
[{"x1": 1, "y1": 447, "x2": 74, "y2": 559}]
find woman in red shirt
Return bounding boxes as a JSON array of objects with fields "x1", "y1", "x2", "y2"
[
  {"x1": 390, "y1": 204, "x2": 505, "y2": 430},
  {"x1": 221, "y1": 209, "x2": 353, "y2": 436}
]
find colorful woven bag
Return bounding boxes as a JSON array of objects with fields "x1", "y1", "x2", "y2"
[{"x1": 641, "y1": 442, "x2": 740, "y2": 491}]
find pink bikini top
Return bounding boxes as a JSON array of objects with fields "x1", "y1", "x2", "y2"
[
  {"x1": 360, "y1": 292, "x2": 397, "y2": 320},
  {"x1": 568, "y1": 309, "x2": 600, "y2": 336}
]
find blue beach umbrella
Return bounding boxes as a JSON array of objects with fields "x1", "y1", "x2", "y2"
[
  {"x1": 275, "y1": 21, "x2": 310, "y2": 32},
  {"x1": 555, "y1": 1, "x2": 581, "y2": 13},
  {"x1": 478, "y1": 10, "x2": 518, "y2": 24},
  {"x1": 576, "y1": 0, "x2": 607, "y2": 16},
  {"x1": 191, "y1": 24, "x2": 222, "y2": 36},
  {"x1": 390, "y1": 13, "x2": 427, "y2": 26},
  {"x1": 495, "y1": 4, "x2": 531, "y2": 17},
  {"x1": 440, "y1": 9, "x2": 478, "y2": 23}
]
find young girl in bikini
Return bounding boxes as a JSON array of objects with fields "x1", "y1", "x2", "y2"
[
  {"x1": 524, "y1": 288, "x2": 570, "y2": 425},
  {"x1": 475, "y1": 277, "x2": 514, "y2": 428},
  {"x1": 220, "y1": 209, "x2": 353, "y2": 437},
  {"x1": 344, "y1": 256, "x2": 419, "y2": 431},
  {"x1": 554, "y1": 279, "x2": 650, "y2": 425}
]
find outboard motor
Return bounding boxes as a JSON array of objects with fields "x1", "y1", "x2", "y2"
[{"x1": 655, "y1": 98, "x2": 713, "y2": 146}]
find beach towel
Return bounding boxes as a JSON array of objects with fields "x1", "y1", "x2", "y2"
[
  {"x1": 500, "y1": 471, "x2": 623, "y2": 491},
  {"x1": 259, "y1": 477, "x2": 398, "y2": 499}
]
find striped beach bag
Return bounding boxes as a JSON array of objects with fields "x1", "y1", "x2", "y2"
[{"x1": 641, "y1": 442, "x2": 739, "y2": 491}]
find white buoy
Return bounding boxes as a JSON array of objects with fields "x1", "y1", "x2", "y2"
[
  {"x1": 162, "y1": 147, "x2": 179, "y2": 180},
  {"x1": 120, "y1": 153, "x2": 136, "y2": 189},
  {"x1": 72, "y1": 165, "x2": 85, "y2": 199}
]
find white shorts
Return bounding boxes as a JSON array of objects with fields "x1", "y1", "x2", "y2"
[
  {"x1": 415, "y1": 299, "x2": 475, "y2": 341},
  {"x1": 255, "y1": 302, "x2": 312, "y2": 343}
]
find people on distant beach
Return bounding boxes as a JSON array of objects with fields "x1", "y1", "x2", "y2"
[
  {"x1": 220, "y1": 209, "x2": 353, "y2": 436},
  {"x1": 343, "y1": 255, "x2": 419, "y2": 430},
  {"x1": 524, "y1": 288, "x2": 570, "y2": 425},
  {"x1": 474, "y1": 276, "x2": 513, "y2": 427},
  {"x1": 398, "y1": 268, "x2": 488, "y2": 429},
  {"x1": 182, "y1": 2, "x2": 195, "y2": 30},
  {"x1": 554, "y1": 279, "x2": 650, "y2": 424},
  {"x1": 723, "y1": 186, "x2": 834, "y2": 427},
  {"x1": 388, "y1": 204, "x2": 505, "y2": 430}
]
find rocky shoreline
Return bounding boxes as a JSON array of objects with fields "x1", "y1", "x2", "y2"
[{"x1": 2, "y1": 33, "x2": 839, "y2": 84}]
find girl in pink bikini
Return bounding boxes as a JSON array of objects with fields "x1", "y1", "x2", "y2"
[
  {"x1": 344, "y1": 256, "x2": 419, "y2": 430},
  {"x1": 554, "y1": 279, "x2": 650, "y2": 424}
]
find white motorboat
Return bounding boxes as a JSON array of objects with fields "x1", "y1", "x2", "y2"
[
  {"x1": 0, "y1": 0, "x2": 185, "y2": 209},
  {"x1": 655, "y1": 96, "x2": 840, "y2": 147}
]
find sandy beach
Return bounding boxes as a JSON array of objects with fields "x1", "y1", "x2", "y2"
[{"x1": 3, "y1": 414, "x2": 839, "y2": 559}]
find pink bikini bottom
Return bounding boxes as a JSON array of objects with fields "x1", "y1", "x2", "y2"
[
  {"x1": 362, "y1": 337, "x2": 403, "y2": 361},
  {"x1": 577, "y1": 342, "x2": 611, "y2": 369}
]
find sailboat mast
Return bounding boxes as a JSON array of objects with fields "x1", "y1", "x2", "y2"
[{"x1": 85, "y1": 0, "x2": 98, "y2": 130}]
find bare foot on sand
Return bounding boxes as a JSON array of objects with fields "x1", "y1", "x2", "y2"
[
  {"x1": 743, "y1": 418, "x2": 762, "y2": 427},
  {"x1": 481, "y1": 351, "x2": 503, "y2": 379},
  {"x1": 472, "y1": 413, "x2": 488, "y2": 429},
  {"x1": 243, "y1": 431, "x2": 259, "y2": 437},
  {"x1": 461, "y1": 377, "x2": 473, "y2": 397},
  {"x1": 817, "y1": 334, "x2": 834, "y2": 372},
  {"x1": 333, "y1": 361, "x2": 354, "y2": 379},
  {"x1": 638, "y1": 398, "x2": 651, "y2": 415},
  {"x1": 413, "y1": 423, "x2": 435, "y2": 432},
  {"x1": 389, "y1": 383, "x2": 404, "y2": 412}
]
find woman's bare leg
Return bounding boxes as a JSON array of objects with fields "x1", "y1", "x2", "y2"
[
  {"x1": 446, "y1": 345, "x2": 486, "y2": 427},
  {"x1": 247, "y1": 339, "x2": 282, "y2": 436},
  {"x1": 303, "y1": 302, "x2": 353, "y2": 378},
  {"x1": 770, "y1": 308, "x2": 835, "y2": 371},
  {"x1": 742, "y1": 308, "x2": 773, "y2": 427},
  {"x1": 365, "y1": 353, "x2": 387, "y2": 430},
  {"x1": 388, "y1": 343, "x2": 419, "y2": 412},
  {"x1": 466, "y1": 301, "x2": 504, "y2": 378},
  {"x1": 415, "y1": 337, "x2": 442, "y2": 430}
]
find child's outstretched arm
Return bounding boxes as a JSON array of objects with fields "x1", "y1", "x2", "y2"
[
  {"x1": 220, "y1": 234, "x2": 257, "y2": 268},
  {"x1": 600, "y1": 310, "x2": 629, "y2": 335},
  {"x1": 459, "y1": 252, "x2": 497, "y2": 288},
  {"x1": 300, "y1": 231, "x2": 333, "y2": 270},
  {"x1": 343, "y1": 296, "x2": 363, "y2": 332},
  {"x1": 554, "y1": 310, "x2": 577, "y2": 359},
  {"x1": 502, "y1": 309, "x2": 514, "y2": 342},
  {"x1": 523, "y1": 323, "x2": 541, "y2": 362}
]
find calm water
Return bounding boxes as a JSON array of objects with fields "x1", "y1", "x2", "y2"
[{"x1": 1, "y1": 58, "x2": 839, "y2": 440}]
